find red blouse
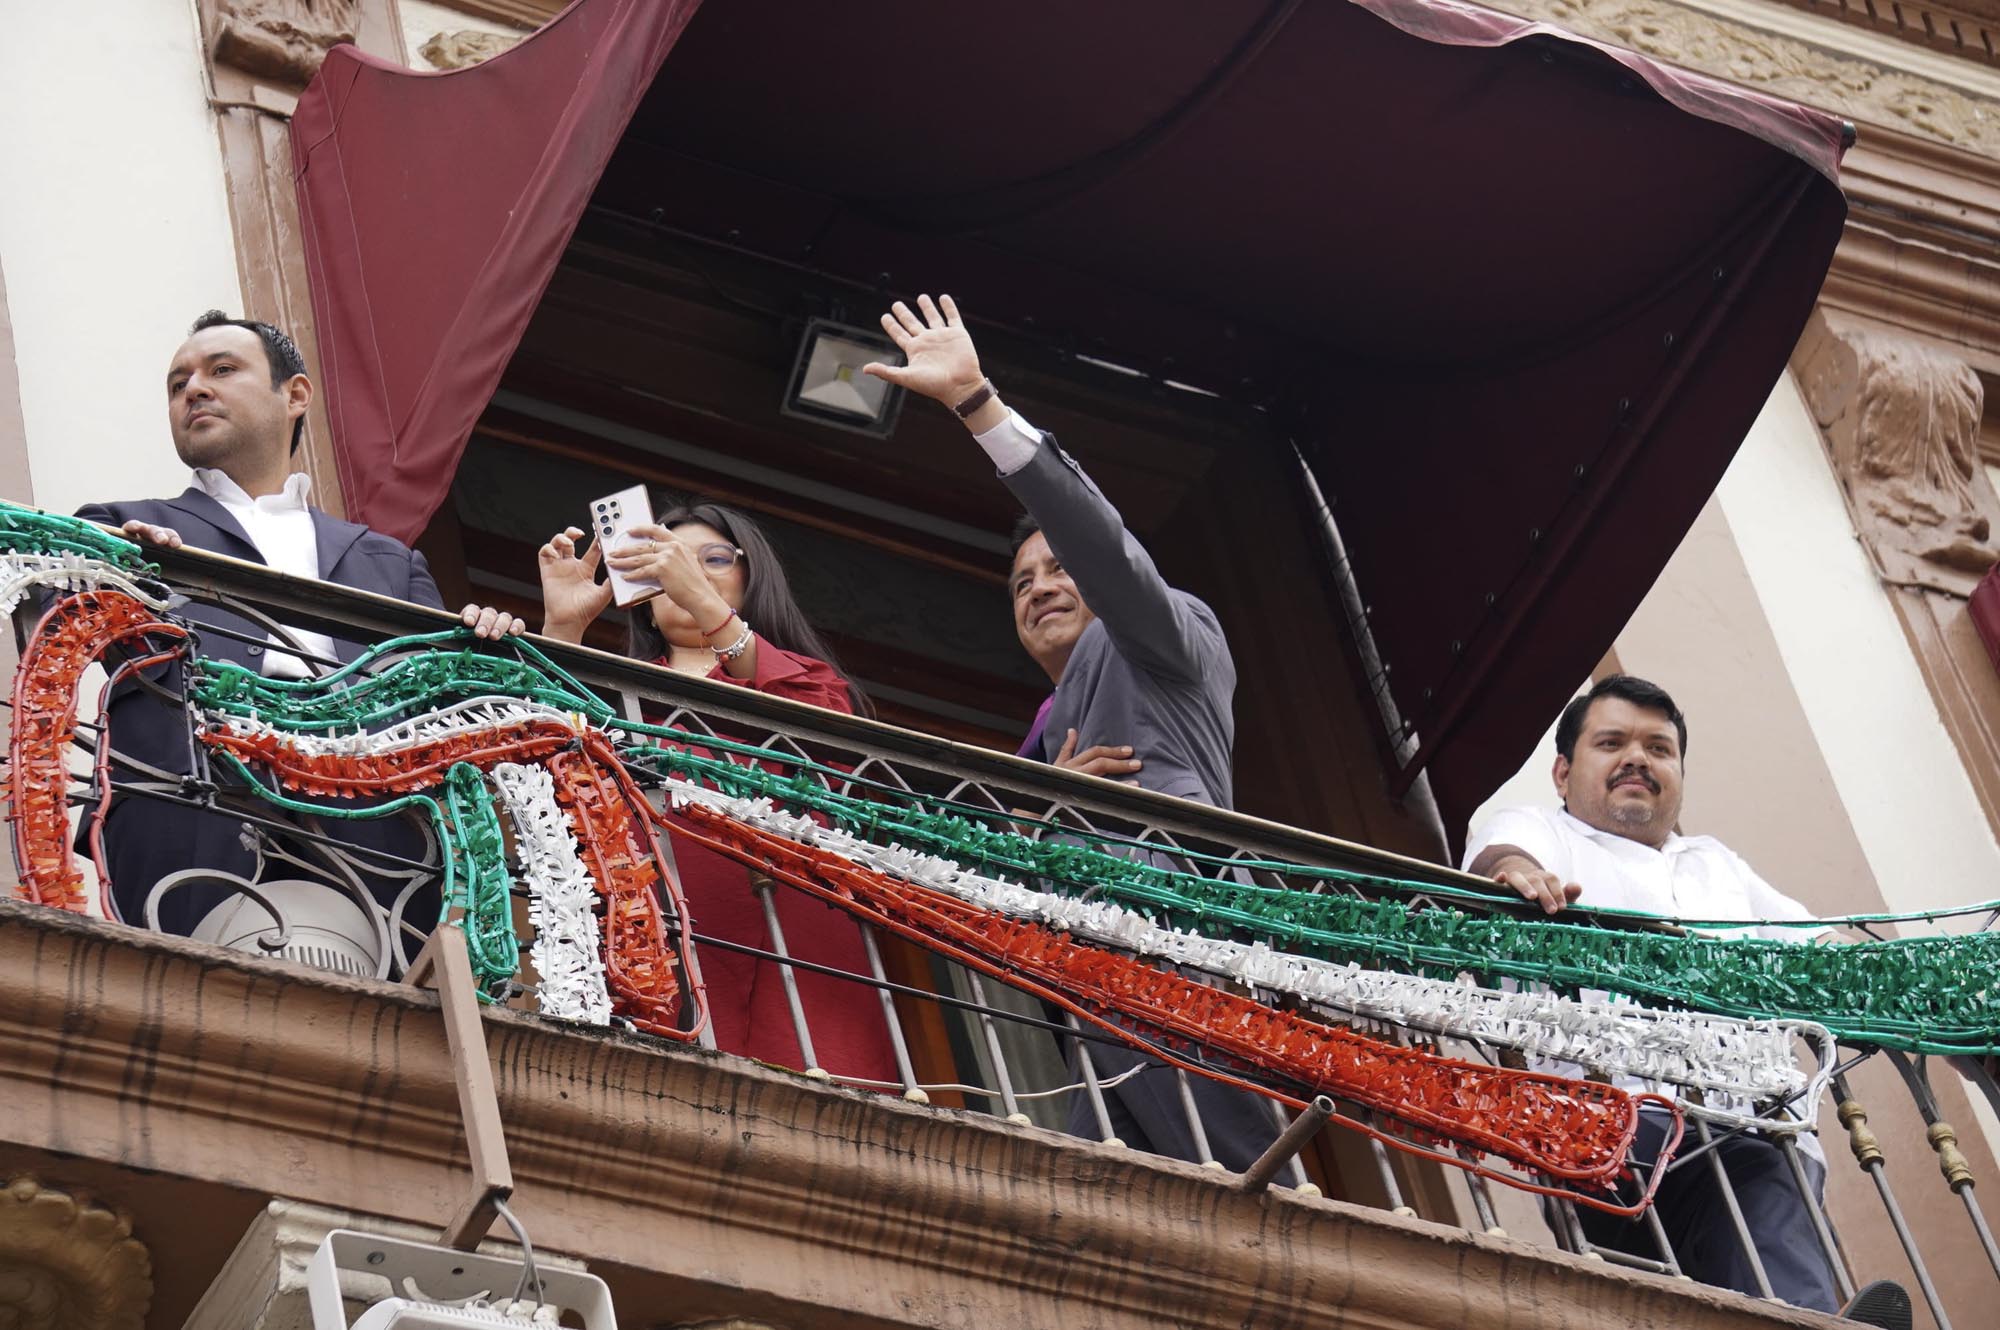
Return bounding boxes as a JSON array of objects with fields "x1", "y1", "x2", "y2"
[
  {"x1": 657, "y1": 634, "x2": 853, "y2": 714},
  {"x1": 654, "y1": 637, "x2": 896, "y2": 1084}
]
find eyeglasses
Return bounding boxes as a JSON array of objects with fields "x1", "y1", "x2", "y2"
[{"x1": 695, "y1": 542, "x2": 744, "y2": 572}]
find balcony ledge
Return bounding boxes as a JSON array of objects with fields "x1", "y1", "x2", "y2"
[{"x1": 0, "y1": 899, "x2": 1843, "y2": 1329}]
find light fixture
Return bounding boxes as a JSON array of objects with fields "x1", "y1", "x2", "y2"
[
  {"x1": 309, "y1": 1229, "x2": 616, "y2": 1329},
  {"x1": 780, "y1": 317, "x2": 904, "y2": 437},
  {"x1": 179, "y1": 871, "x2": 390, "y2": 978}
]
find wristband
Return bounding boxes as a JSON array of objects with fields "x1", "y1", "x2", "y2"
[
  {"x1": 951, "y1": 379, "x2": 997, "y2": 419},
  {"x1": 700, "y1": 608, "x2": 740, "y2": 641}
]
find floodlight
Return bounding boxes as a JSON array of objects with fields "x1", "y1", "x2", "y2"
[{"x1": 780, "y1": 318, "x2": 904, "y2": 436}]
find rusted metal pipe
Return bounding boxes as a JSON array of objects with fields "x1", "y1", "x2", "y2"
[{"x1": 1241, "y1": 1095, "x2": 1333, "y2": 1193}]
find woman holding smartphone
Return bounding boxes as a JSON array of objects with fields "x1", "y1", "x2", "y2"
[{"x1": 536, "y1": 497, "x2": 892, "y2": 1083}]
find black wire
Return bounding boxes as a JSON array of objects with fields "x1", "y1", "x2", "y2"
[
  {"x1": 106, "y1": 779, "x2": 443, "y2": 875},
  {"x1": 661, "y1": 923, "x2": 1137, "y2": 1051},
  {"x1": 174, "y1": 616, "x2": 347, "y2": 669}
]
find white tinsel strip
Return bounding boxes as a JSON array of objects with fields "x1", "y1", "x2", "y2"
[
  {"x1": 663, "y1": 777, "x2": 1832, "y2": 1131},
  {"x1": 493, "y1": 761, "x2": 613, "y2": 1026},
  {"x1": 0, "y1": 552, "x2": 172, "y2": 615},
  {"x1": 208, "y1": 696, "x2": 595, "y2": 756}
]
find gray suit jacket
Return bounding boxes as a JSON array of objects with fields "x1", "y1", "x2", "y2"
[{"x1": 1005, "y1": 433, "x2": 1236, "y2": 809}]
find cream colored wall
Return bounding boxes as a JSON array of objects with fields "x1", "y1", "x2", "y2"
[
  {"x1": 1718, "y1": 372, "x2": 2000, "y2": 923},
  {"x1": 0, "y1": 0, "x2": 243, "y2": 515},
  {"x1": 1474, "y1": 374, "x2": 2000, "y2": 916}
]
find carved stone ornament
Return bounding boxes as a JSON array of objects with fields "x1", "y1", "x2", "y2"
[
  {"x1": 1490, "y1": 0, "x2": 2000, "y2": 160},
  {"x1": 0, "y1": 1176, "x2": 152, "y2": 1330},
  {"x1": 420, "y1": 29, "x2": 527, "y2": 71},
  {"x1": 208, "y1": 0, "x2": 362, "y2": 85},
  {"x1": 1794, "y1": 310, "x2": 2000, "y2": 595}
]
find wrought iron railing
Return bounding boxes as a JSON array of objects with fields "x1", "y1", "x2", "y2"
[{"x1": 10, "y1": 524, "x2": 2000, "y2": 1328}]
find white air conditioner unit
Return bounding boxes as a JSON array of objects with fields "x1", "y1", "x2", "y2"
[{"x1": 308, "y1": 1230, "x2": 616, "y2": 1330}]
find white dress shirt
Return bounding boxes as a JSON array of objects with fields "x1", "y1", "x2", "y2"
[
  {"x1": 972, "y1": 409, "x2": 1043, "y2": 476},
  {"x1": 1463, "y1": 805, "x2": 1817, "y2": 936},
  {"x1": 192, "y1": 468, "x2": 341, "y2": 679},
  {"x1": 1463, "y1": 805, "x2": 1827, "y2": 1153}
]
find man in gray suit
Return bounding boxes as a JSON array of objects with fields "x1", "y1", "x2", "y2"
[{"x1": 867, "y1": 294, "x2": 1281, "y2": 1170}]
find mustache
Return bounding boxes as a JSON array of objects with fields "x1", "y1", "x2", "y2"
[{"x1": 1608, "y1": 766, "x2": 1659, "y2": 794}]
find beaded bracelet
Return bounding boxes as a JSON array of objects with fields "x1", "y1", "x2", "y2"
[{"x1": 711, "y1": 618, "x2": 754, "y2": 662}]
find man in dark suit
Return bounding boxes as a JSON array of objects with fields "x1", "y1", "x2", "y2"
[
  {"x1": 78, "y1": 310, "x2": 521, "y2": 936},
  {"x1": 866, "y1": 294, "x2": 1282, "y2": 1171}
]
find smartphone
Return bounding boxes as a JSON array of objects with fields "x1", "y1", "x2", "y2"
[{"x1": 589, "y1": 484, "x2": 664, "y2": 609}]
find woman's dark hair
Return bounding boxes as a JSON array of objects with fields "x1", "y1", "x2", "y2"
[{"x1": 627, "y1": 497, "x2": 867, "y2": 713}]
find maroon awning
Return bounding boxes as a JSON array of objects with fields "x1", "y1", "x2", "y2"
[
  {"x1": 293, "y1": 0, "x2": 1847, "y2": 829},
  {"x1": 292, "y1": 0, "x2": 701, "y2": 531}
]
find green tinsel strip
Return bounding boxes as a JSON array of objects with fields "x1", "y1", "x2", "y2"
[
  {"x1": 0, "y1": 502, "x2": 151, "y2": 568},
  {"x1": 442, "y1": 761, "x2": 521, "y2": 990},
  {"x1": 182, "y1": 640, "x2": 1701, "y2": 918},
  {"x1": 631, "y1": 745, "x2": 1999, "y2": 1055},
  {"x1": 180, "y1": 631, "x2": 2000, "y2": 1050}
]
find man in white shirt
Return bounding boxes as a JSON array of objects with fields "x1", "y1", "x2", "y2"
[
  {"x1": 75, "y1": 311, "x2": 521, "y2": 936},
  {"x1": 1465, "y1": 675, "x2": 1877, "y2": 1317}
]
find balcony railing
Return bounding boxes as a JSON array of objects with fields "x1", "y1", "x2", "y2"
[{"x1": 8, "y1": 511, "x2": 2000, "y2": 1328}]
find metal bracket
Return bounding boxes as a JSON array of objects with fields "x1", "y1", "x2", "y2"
[{"x1": 407, "y1": 924, "x2": 515, "y2": 1249}]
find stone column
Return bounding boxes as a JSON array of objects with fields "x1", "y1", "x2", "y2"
[
  {"x1": 193, "y1": 0, "x2": 408, "y2": 518},
  {"x1": 1792, "y1": 309, "x2": 2000, "y2": 842}
]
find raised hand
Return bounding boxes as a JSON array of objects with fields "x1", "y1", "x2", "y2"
[
  {"x1": 537, "y1": 526, "x2": 613, "y2": 642},
  {"x1": 604, "y1": 523, "x2": 734, "y2": 635},
  {"x1": 862, "y1": 294, "x2": 986, "y2": 407}
]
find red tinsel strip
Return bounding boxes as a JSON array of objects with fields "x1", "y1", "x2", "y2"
[
  {"x1": 8, "y1": 590, "x2": 186, "y2": 911},
  {"x1": 200, "y1": 720, "x2": 705, "y2": 1041},
  {"x1": 200, "y1": 719, "x2": 577, "y2": 796},
  {"x1": 548, "y1": 742, "x2": 705, "y2": 1039},
  {"x1": 668, "y1": 800, "x2": 1683, "y2": 1212}
]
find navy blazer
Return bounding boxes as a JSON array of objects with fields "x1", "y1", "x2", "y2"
[
  {"x1": 72, "y1": 486, "x2": 445, "y2": 933},
  {"x1": 76, "y1": 487, "x2": 444, "y2": 669}
]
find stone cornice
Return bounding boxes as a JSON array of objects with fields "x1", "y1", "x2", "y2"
[
  {"x1": 1490, "y1": 0, "x2": 2000, "y2": 157},
  {"x1": 0, "y1": 902, "x2": 1823, "y2": 1330},
  {"x1": 1828, "y1": 124, "x2": 2000, "y2": 368},
  {"x1": 433, "y1": 0, "x2": 557, "y2": 28},
  {"x1": 1768, "y1": 0, "x2": 2000, "y2": 69}
]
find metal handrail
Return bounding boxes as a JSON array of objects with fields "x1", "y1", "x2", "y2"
[{"x1": 143, "y1": 537, "x2": 1502, "y2": 890}]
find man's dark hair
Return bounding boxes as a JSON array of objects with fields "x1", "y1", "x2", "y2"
[
  {"x1": 190, "y1": 310, "x2": 308, "y2": 455},
  {"x1": 1008, "y1": 514, "x2": 1041, "y2": 557},
  {"x1": 1554, "y1": 674, "x2": 1689, "y2": 761}
]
